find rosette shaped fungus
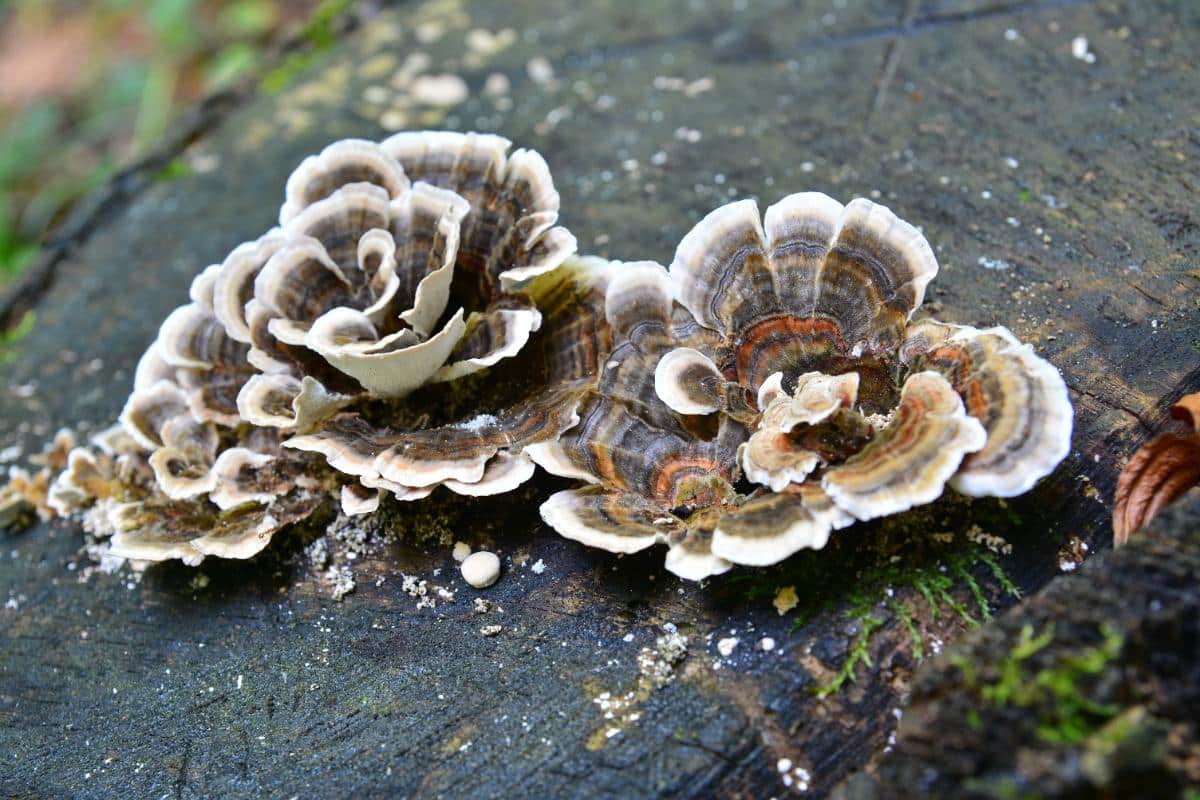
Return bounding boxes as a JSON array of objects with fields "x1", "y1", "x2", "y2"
[
  {"x1": 239, "y1": 132, "x2": 577, "y2": 410},
  {"x1": 534, "y1": 262, "x2": 857, "y2": 580},
  {"x1": 538, "y1": 195, "x2": 1072, "y2": 579},
  {"x1": 44, "y1": 131, "x2": 584, "y2": 562},
  {"x1": 285, "y1": 256, "x2": 614, "y2": 502}
]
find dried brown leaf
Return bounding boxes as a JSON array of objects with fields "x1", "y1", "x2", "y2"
[
  {"x1": 1113, "y1": 432, "x2": 1200, "y2": 546},
  {"x1": 1169, "y1": 391, "x2": 1200, "y2": 431}
]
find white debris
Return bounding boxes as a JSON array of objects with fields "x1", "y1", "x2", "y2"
[
  {"x1": 461, "y1": 550, "x2": 501, "y2": 589},
  {"x1": 1071, "y1": 36, "x2": 1096, "y2": 64},
  {"x1": 717, "y1": 637, "x2": 739, "y2": 657},
  {"x1": 977, "y1": 255, "x2": 1010, "y2": 271},
  {"x1": 759, "y1": 637, "x2": 776, "y2": 652},
  {"x1": 410, "y1": 74, "x2": 469, "y2": 106},
  {"x1": 530, "y1": 558, "x2": 546, "y2": 575},
  {"x1": 637, "y1": 630, "x2": 688, "y2": 687},
  {"x1": 526, "y1": 56, "x2": 555, "y2": 85},
  {"x1": 483, "y1": 72, "x2": 510, "y2": 97},
  {"x1": 452, "y1": 541, "x2": 471, "y2": 562}
]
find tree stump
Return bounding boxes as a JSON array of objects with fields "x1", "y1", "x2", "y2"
[{"x1": 1, "y1": 1, "x2": 1196, "y2": 796}]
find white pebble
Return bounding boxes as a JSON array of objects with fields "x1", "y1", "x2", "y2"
[
  {"x1": 717, "y1": 637, "x2": 739, "y2": 657},
  {"x1": 461, "y1": 551, "x2": 501, "y2": 588},
  {"x1": 410, "y1": 74, "x2": 469, "y2": 106},
  {"x1": 1071, "y1": 36, "x2": 1096, "y2": 63},
  {"x1": 452, "y1": 541, "x2": 471, "y2": 562},
  {"x1": 527, "y1": 56, "x2": 555, "y2": 84},
  {"x1": 759, "y1": 637, "x2": 776, "y2": 652}
]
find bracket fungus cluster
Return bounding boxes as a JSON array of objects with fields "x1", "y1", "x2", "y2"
[
  {"x1": 534, "y1": 194, "x2": 1072, "y2": 579},
  {"x1": 44, "y1": 131, "x2": 587, "y2": 562},
  {"x1": 22, "y1": 130, "x2": 1072, "y2": 581}
]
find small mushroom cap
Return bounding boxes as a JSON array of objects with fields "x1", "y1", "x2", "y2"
[
  {"x1": 738, "y1": 437, "x2": 820, "y2": 493},
  {"x1": 305, "y1": 306, "x2": 465, "y2": 398},
  {"x1": 547, "y1": 393, "x2": 743, "y2": 504},
  {"x1": 207, "y1": 447, "x2": 287, "y2": 510},
  {"x1": 212, "y1": 230, "x2": 285, "y2": 343},
  {"x1": 133, "y1": 341, "x2": 175, "y2": 392},
  {"x1": 901, "y1": 320, "x2": 1073, "y2": 497},
  {"x1": 603, "y1": 260, "x2": 674, "y2": 345},
  {"x1": 738, "y1": 371, "x2": 862, "y2": 492},
  {"x1": 538, "y1": 449, "x2": 743, "y2": 581},
  {"x1": 441, "y1": 450, "x2": 537, "y2": 497},
  {"x1": 152, "y1": 284, "x2": 261, "y2": 427},
  {"x1": 381, "y1": 131, "x2": 577, "y2": 290},
  {"x1": 540, "y1": 486, "x2": 680, "y2": 555},
  {"x1": 358, "y1": 471, "x2": 435, "y2": 501},
  {"x1": 236, "y1": 373, "x2": 354, "y2": 433},
  {"x1": 280, "y1": 138, "x2": 411, "y2": 225},
  {"x1": 822, "y1": 371, "x2": 987, "y2": 520},
  {"x1": 158, "y1": 302, "x2": 248, "y2": 372},
  {"x1": 711, "y1": 486, "x2": 844, "y2": 566},
  {"x1": 340, "y1": 483, "x2": 381, "y2": 516},
  {"x1": 120, "y1": 380, "x2": 189, "y2": 451},
  {"x1": 107, "y1": 492, "x2": 320, "y2": 563},
  {"x1": 654, "y1": 347, "x2": 727, "y2": 416},
  {"x1": 148, "y1": 415, "x2": 219, "y2": 500},
  {"x1": 770, "y1": 371, "x2": 861, "y2": 430},
  {"x1": 431, "y1": 306, "x2": 542, "y2": 383}
]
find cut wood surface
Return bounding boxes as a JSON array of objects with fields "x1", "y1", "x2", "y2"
[{"x1": 1, "y1": 1, "x2": 1197, "y2": 796}]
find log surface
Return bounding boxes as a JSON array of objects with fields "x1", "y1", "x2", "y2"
[{"x1": 1, "y1": 1, "x2": 1197, "y2": 797}]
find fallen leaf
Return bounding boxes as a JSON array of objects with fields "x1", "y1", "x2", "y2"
[
  {"x1": 1170, "y1": 392, "x2": 1200, "y2": 431},
  {"x1": 1113, "y1": 391, "x2": 1200, "y2": 545}
]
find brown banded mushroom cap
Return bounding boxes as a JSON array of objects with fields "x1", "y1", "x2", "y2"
[
  {"x1": 821, "y1": 371, "x2": 987, "y2": 520},
  {"x1": 901, "y1": 321, "x2": 1073, "y2": 497}
]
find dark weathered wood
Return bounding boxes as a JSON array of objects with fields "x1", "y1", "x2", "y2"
[
  {"x1": 1, "y1": 1, "x2": 1197, "y2": 797},
  {"x1": 836, "y1": 491, "x2": 1200, "y2": 798}
]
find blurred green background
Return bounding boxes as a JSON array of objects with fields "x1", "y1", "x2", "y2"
[{"x1": 0, "y1": 0, "x2": 326, "y2": 286}]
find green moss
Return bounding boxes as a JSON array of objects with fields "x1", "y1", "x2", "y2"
[
  {"x1": 815, "y1": 611, "x2": 885, "y2": 697},
  {"x1": 956, "y1": 623, "x2": 1125, "y2": 745},
  {"x1": 261, "y1": 0, "x2": 353, "y2": 94},
  {"x1": 914, "y1": 566, "x2": 979, "y2": 627},
  {"x1": 889, "y1": 599, "x2": 923, "y2": 660},
  {"x1": 0, "y1": 311, "x2": 36, "y2": 364},
  {"x1": 978, "y1": 551, "x2": 1022, "y2": 599},
  {"x1": 728, "y1": 494, "x2": 1023, "y2": 696},
  {"x1": 154, "y1": 157, "x2": 193, "y2": 182}
]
